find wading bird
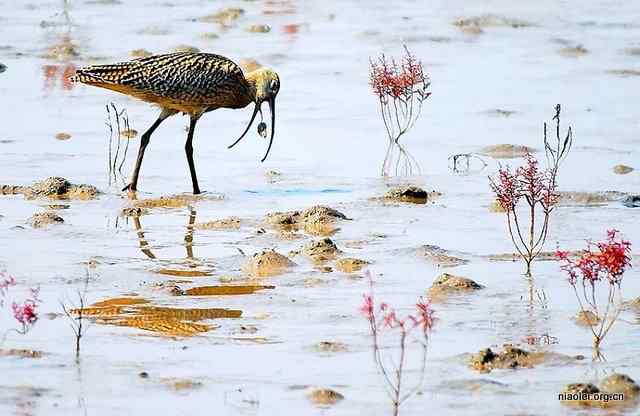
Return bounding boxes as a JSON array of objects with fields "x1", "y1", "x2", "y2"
[{"x1": 71, "y1": 52, "x2": 280, "y2": 194}]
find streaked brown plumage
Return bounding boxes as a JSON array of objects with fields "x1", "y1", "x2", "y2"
[{"x1": 71, "y1": 52, "x2": 280, "y2": 194}]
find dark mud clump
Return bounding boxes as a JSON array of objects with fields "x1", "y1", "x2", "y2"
[
  {"x1": 1, "y1": 177, "x2": 98, "y2": 200},
  {"x1": 300, "y1": 238, "x2": 341, "y2": 262},
  {"x1": 480, "y1": 144, "x2": 535, "y2": 159},
  {"x1": 487, "y1": 250, "x2": 581, "y2": 262},
  {"x1": 29, "y1": 211, "x2": 64, "y2": 228},
  {"x1": 417, "y1": 245, "x2": 469, "y2": 268},
  {"x1": 195, "y1": 216, "x2": 241, "y2": 230},
  {"x1": 469, "y1": 345, "x2": 567, "y2": 373},
  {"x1": 266, "y1": 205, "x2": 348, "y2": 236},
  {"x1": 622, "y1": 195, "x2": 640, "y2": 208},
  {"x1": 607, "y1": 69, "x2": 640, "y2": 77},
  {"x1": 558, "y1": 45, "x2": 588, "y2": 57},
  {"x1": 0, "y1": 348, "x2": 44, "y2": 358},
  {"x1": 335, "y1": 257, "x2": 369, "y2": 273},
  {"x1": 314, "y1": 341, "x2": 348, "y2": 354},
  {"x1": 613, "y1": 164, "x2": 634, "y2": 174},
  {"x1": 307, "y1": 388, "x2": 344, "y2": 406},
  {"x1": 243, "y1": 249, "x2": 295, "y2": 277},
  {"x1": 382, "y1": 185, "x2": 440, "y2": 204},
  {"x1": 428, "y1": 273, "x2": 484, "y2": 298},
  {"x1": 559, "y1": 191, "x2": 626, "y2": 206},
  {"x1": 453, "y1": 15, "x2": 534, "y2": 35},
  {"x1": 200, "y1": 7, "x2": 244, "y2": 25},
  {"x1": 561, "y1": 374, "x2": 640, "y2": 408}
]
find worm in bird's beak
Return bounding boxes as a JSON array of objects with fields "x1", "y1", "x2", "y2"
[
  {"x1": 227, "y1": 103, "x2": 261, "y2": 149},
  {"x1": 261, "y1": 97, "x2": 275, "y2": 162}
]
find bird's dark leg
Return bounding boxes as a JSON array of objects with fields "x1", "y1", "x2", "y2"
[
  {"x1": 123, "y1": 109, "x2": 175, "y2": 192},
  {"x1": 185, "y1": 115, "x2": 201, "y2": 194}
]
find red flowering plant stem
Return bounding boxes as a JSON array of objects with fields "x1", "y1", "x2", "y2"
[
  {"x1": 557, "y1": 230, "x2": 632, "y2": 356},
  {"x1": 489, "y1": 153, "x2": 559, "y2": 277},
  {"x1": 369, "y1": 46, "x2": 431, "y2": 176},
  {"x1": 0, "y1": 271, "x2": 42, "y2": 343},
  {"x1": 361, "y1": 272, "x2": 435, "y2": 416}
]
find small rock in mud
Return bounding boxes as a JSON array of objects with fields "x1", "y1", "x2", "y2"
[
  {"x1": 201, "y1": 7, "x2": 244, "y2": 25},
  {"x1": 195, "y1": 216, "x2": 241, "y2": 230},
  {"x1": 247, "y1": 24, "x2": 271, "y2": 33},
  {"x1": 573, "y1": 310, "x2": 600, "y2": 326},
  {"x1": 480, "y1": 144, "x2": 535, "y2": 159},
  {"x1": 383, "y1": 185, "x2": 439, "y2": 204},
  {"x1": 238, "y1": 58, "x2": 262, "y2": 73},
  {"x1": 559, "y1": 45, "x2": 589, "y2": 57},
  {"x1": 622, "y1": 195, "x2": 640, "y2": 208},
  {"x1": 600, "y1": 374, "x2": 640, "y2": 398},
  {"x1": 130, "y1": 48, "x2": 153, "y2": 58},
  {"x1": 308, "y1": 388, "x2": 344, "y2": 406},
  {"x1": 470, "y1": 345, "x2": 547, "y2": 373},
  {"x1": 301, "y1": 238, "x2": 341, "y2": 262},
  {"x1": 613, "y1": 164, "x2": 634, "y2": 174},
  {"x1": 55, "y1": 132, "x2": 71, "y2": 141},
  {"x1": 560, "y1": 383, "x2": 602, "y2": 407},
  {"x1": 138, "y1": 371, "x2": 149, "y2": 378},
  {"x1": 29, "y1": 212, "x2": 64, "y2": 228},
  {"x1": 0, "y1": 63, "x2": 6, "y2": 74},
  {"x1": 3, "y1": 177, "x2": 99, "y2": 200},
  {"x1": 243, "y1": 249, "x2": 295, "y2": 277},
  {"x1": 417, "y1": 245, "x2": 469, "y2": 268},
  {"x1": 335, "y1": 258, "x2": 369, "y2": 273},
  {"x1": 428, "y1": 273, "x2": 484, "y2": 298},
  {"x1": 559, "y1": 191, "x2": 626, "y2": 206},
  {"x1": 314, "y1": 341, "x2": 348, "y2": 353}
]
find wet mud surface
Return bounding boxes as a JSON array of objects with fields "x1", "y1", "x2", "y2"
[{"x1": 1, "y1": 1, "x2": 640, "y2": 415}]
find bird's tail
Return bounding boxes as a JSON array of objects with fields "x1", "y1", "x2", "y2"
[{"x1": 69, "y1": 62, "x2": 139, "y2": 85}]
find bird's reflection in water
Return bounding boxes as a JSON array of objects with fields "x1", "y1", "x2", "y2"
[{"x1": 129, "y1": 206, "x2": 198, "y2": 263}]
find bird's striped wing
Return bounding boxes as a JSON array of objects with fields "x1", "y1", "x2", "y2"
[{"x1": 72, "y1": 52, "x2": 250, "y2": 110}]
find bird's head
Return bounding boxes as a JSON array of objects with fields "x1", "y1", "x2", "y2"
[{"x1": 229, "y1": 68, "x2": 280, "y2": 162}]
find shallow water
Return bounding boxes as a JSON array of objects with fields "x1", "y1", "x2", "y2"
[{"x1": 1, "y1": 0, "x2": 639, "y2": 415}]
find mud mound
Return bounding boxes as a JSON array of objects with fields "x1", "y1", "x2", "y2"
[
  {"x1": 2, "y1": 177, "x2": 98, "y2": 200},
  {"x1": 243, "y1": 249, "x2": 295, "y2": 277}
]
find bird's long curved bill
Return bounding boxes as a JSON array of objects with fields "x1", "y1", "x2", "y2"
[
  {"x1": 261, "y1": 98, "x2": 275, "y2": 162},
  {"x1": 227, "y1": 103, "x2": 260, "y2": 149}
]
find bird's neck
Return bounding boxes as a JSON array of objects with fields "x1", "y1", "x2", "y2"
[{"x1": 244, "y1": 70, "x2": 262, "y2": 103}]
